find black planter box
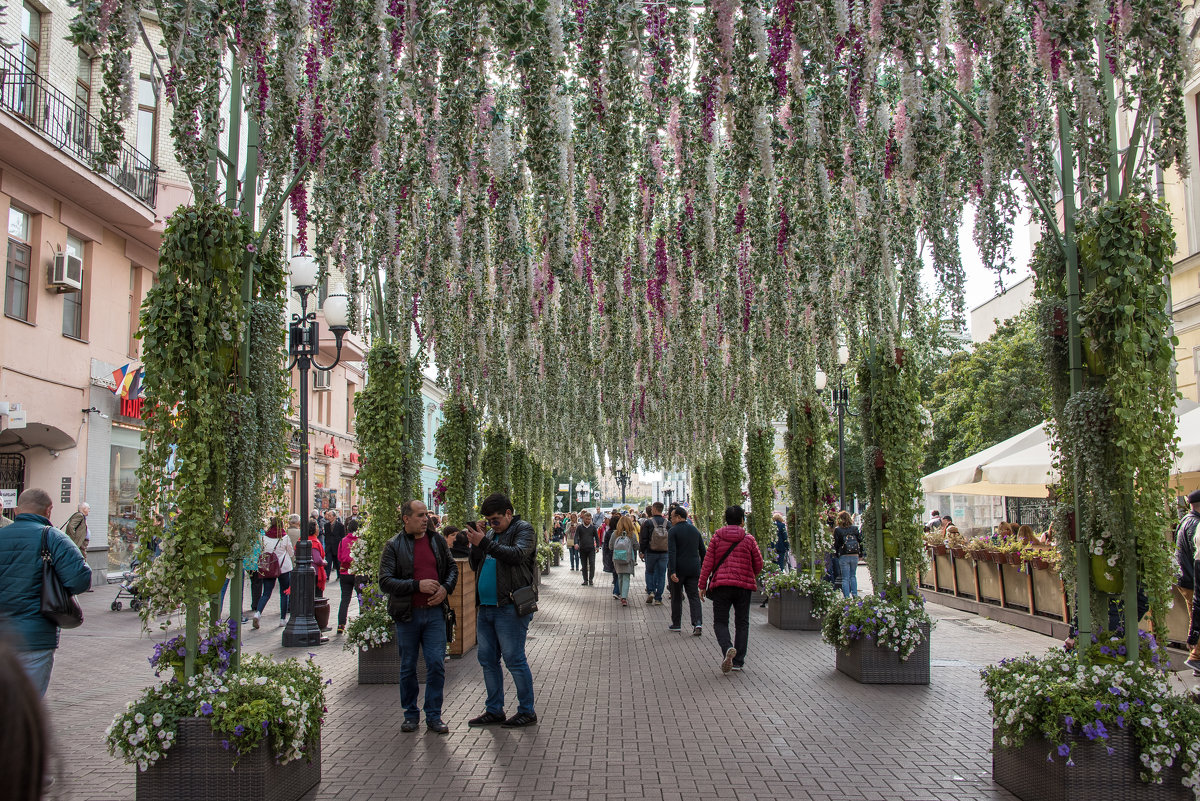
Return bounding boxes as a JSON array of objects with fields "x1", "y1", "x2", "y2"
[
  {"x1": 992, "y1": 729, "x2": 1188, "y2": 801},
  {"x1": 835, "y1": 621, "x2": 930, "y2": 684},
  {"x1": 135, "y1": 717, "x2": 320, "y2": 801},
  {"x1": 356, "y1": 643, "x2": 427, "y2": 685},
  {"x1": 766, "y1": 590, "x2": 822, "y2": 630}
]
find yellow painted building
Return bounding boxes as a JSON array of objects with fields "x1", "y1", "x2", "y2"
[{"x1": 1170, "y1": 2, "x2": 1200, "y2": 404}]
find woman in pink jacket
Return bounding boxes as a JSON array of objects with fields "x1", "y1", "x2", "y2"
[{"x1": 698, "y1": 506, "x2": 764, "y2": 674}]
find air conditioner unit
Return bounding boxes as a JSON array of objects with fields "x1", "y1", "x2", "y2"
[
  {"x1": 313, "y1": 369, "x2": 333, "y2": 390},
  {"x1": 49, "y1": 252, "x2": 83, "y2": 292}
]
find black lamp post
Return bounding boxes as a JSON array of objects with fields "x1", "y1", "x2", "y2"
[
  {"x1": 662, "y1": 486, "x2": 673, "y2": 507},
  {"x1": 817, "y1": 345, "x2": 856, "y2": 512},
  {"x1": 282, "y1": 253, "x2": 349, "y2": 648},
  {"x1": 614, "y1": 469, "x2": 631, "y2": 505}
]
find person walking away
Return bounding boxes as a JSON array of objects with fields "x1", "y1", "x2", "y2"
[
  {"x1": 463, "y1": 493, "x2": 539, "y2": 728},
  {"x1": 379, "y1": 500, "x2": 458, "y2": 734},
  {"x1": 639, "y1": 502, "x2": 670, "y2": 605},
  {"x1": 698, "y1": 506, "x2": 763, "y2": 674},
  {"x1": 833, "y1": 511, "x2": 862, "y2": 598},
  {"x1": 0, "y1": 489, "x2": 92, "y2": 695},
  {"x1": 1177, "y1": 490, "x2": 1200, "y2": 675},
  {"x1": 336, "y1": 519, "x2": 362, "y2": 635},
  {"x1": 611, "y1": 516, "x2": 639, "y2": 606},
  {"x1": 666, "y1": 507, "x2": 706, "y2": 635},
  {"x1": 253, "y1": 525, "x2": 294, "y2": 628},
  {"x1": 0, "y1": 636, "x2": 51, "y2": 801},
  {"x1": 602, "y1": 510, "x2": 621, "y2": 598},
  {"x1": 772, "y1": 512, "x2": 790, "y2": 571},
  {"x1": 62, "y1": 503, "x2": 90, "y2": 556},
  {"x1": 574, "y1": 511, "x2": 601, "y2": 586},
  {"x1": 325, "y1": 510, "x2": 345, "y2": 578},
  {"x1": 286, "y1": 514, "x2": 302, "y2": 548},
  {"x1": 565, "y1": 513, "x2": 580, "y2": 571}
]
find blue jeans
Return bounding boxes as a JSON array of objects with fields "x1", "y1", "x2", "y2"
[
  {"x1": 616, "y1": 573, "x2": 631, "y2": 598},
  {"x1": 394, "y1": 608, "x2": 447, "y2": 723},
  {"x1": 838, "y1": 554, "x2": 859, "y2": 597},
  {"x1": 18, "y1": 649, "x2": 54, "y2": 697},
  {"x1": 644, "y1": 552, "x2": 668, "y2": 600},
  {"x1": 569, "y1": 547, "x2": 580, "y2": 570},
  {"x1": 257, "y1": 572, "x2": 291, "y2": 618},
  {"x1": 476, "y1": 604, "x2": 535, "y2": 716}
]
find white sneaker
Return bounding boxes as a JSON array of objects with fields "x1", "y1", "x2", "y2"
[{"x1": 252, "y1": 612, "x2": 260, "y2": 629}]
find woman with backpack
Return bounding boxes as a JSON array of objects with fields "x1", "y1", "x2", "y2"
[
  {"x1": 698, "y1": 506, "x2": 764, "y2": 674},
  {"x1": 253, "y1": 522, "x2": 295, "y2": 628},
  {"x1": 610, "y1": 515, "x2": 640, "y2": 606},
  {"x1": 833, "y1": 510, "x2": 862, "y2": 598}
]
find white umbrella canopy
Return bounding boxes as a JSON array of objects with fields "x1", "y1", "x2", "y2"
[
  {"x1": 920, "y1": 424, "x2": 1049, "y2": 494},
  {"x1": 1172, "y1": 406, "x2": 1200, "y2": 477}
]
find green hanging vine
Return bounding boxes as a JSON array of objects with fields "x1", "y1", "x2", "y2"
[
  {"x1": 481, "y1": 426, "x2": 512, "y2": 502},
  {"x1": 786, "y1": 399, "x2": 831, "y2": 569},
  {"x1": 722, "y1": 441, "x2": 744, "y2": 510},
  {"x1": 434, "y1": 391, "x2": 482, "y2": 527},
  {"x1": 746, "y1": 423, "x2": 775, "y2": 549}
]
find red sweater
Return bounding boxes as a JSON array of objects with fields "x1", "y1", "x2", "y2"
[{"x1": 699, "y1": 526, "x2": 764, "y2": 591}]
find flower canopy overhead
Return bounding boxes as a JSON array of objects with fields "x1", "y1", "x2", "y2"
[{"x1": 74, "y1": 0, "x2": 1186, "y2": 469}]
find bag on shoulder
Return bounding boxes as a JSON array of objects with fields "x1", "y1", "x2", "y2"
[
  {"x1": 843, "y1": 529, "x2": 861, "y2": 555},
  {"x1": 649, "y1": 517, "x2": 669, "y2": 552},
  {"x1": 40, "y1": 527, "x2": 84, "y2": 629},
  {"x1": 612, "y1": 534, "x2": 634, "y2": 565},
  {"x1": 258, "y1": 538, "x2": 284, "y2": 578},
  {"x1": 510, "y1": 585, "x2": 538, "y2": 616}
]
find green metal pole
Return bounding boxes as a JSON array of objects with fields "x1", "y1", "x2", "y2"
[
  {"x1": 1059, "y1": 106, "x2": 1092, "y2": 652},
  {"x1": 225, "y1": 63, "x2": 242, "y2": 210}
]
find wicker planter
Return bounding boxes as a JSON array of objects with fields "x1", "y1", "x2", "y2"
[
  {"x1": 551, "y1": 551, "x2": 561, "y2": 566},
  {"x1": 356, "y1": 642, "x2": 426, "y2": 685},
  {"x1": 135, "y1": 717, "x2": 320, "y2": 801},
  {"x1": 766, "y1": 590, "x2": 822, "y2": 630},
  {"x1": 992, "y1": 729, "x2": 1188, "y2": 801},
  {"x1": 835, "y1": 621, "x2": 930, "y2": 685},
  {"x1": 541, "y1": 562, "x2": 550, "y2": 575}
]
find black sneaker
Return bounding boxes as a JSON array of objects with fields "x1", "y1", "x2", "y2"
[
  {"x1": 401, "y1": 720, "x2": 419, "y2": 733},
  {"x1": 426, "y1": 720, "x2": 449, "y2": 734},
  {"x1": 667, "y1": 625, "x2": 682, "y2": 632},
  {"x1": 731, "y1": 665, "x2": 744, "y2": 672},
  {"x1": 468, "y1": 711, "x2": 506, "y2": 726},
  {"x1": 501, "y1": 712, "x2": 538, "y2": 728}
]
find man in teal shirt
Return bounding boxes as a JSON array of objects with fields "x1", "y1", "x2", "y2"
[{"x1": 0, "y1": 488, "x2": 92, "y2": 695}]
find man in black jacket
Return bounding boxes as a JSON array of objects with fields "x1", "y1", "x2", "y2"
[
  {"x1": 574, "y1": 511, "x2": 601, "y2": 586},
  {"x1": 379, "y1": 500, "x2": 458, "y2": 734},
  {"x1": 667, "y1": 507, "x2": 706, "y2": 636},
  {"x1": 324, "y1": 510, "x2": 345, "y2": 578},
  {"x1": 464, "y1": 492, "x2": 539, "y2": 728},
  {"x1": 1181, "y1": 489, "x2": 1200, "y2": 674}
]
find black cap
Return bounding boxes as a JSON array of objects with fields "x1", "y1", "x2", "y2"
[{"x1": 1188, "y1": 489, "x2": 1200, "y2": 505}]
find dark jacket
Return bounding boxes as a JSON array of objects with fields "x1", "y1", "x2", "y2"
[
  {"x1": 0, "y1": 513, "x2": 92, "y2": 650},
  {"x1": 639, "y1": 515, "x2": 669, "y2": 554},
  {"x1": 774, "y1": 519, "x2": 789, "y2": 557},
  {"x1": 574, "y1": 523, "x2": 600, "y2": 550},
  {"x1": 834, "y1": 526, "x2": 862, "y2": 556},
  {"x1": 667, "y1": 521, "x2": 706, "y2": 577},
  {"x1": 326, "y1": 518, "x2": 346, "y2": 549},
  {"x1": 468, "y1": 516, "x2": 537, "y2": 608},
  {"x1": 1176, "y1": 511, "x2": 1199, "y2": 590},
  {"x1": 601, "y1": 522, "x2": 616, "y2": 573},
  {"x1": 379, "y1": 531, "x2": 458, "y2": 623}
]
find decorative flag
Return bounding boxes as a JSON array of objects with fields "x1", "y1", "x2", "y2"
[
  {"x1": 126, "y1": 368, "x2": 144, "y2": 400},
  {"x1": 110, "y1": 364, "x2": 130, "y2": 396},
  {"x1": 118, "y1": 368, "x2": 137, "y2": 399}
]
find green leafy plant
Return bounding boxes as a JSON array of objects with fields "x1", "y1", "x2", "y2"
[
  {"x1": 786, "y1": 399, "x2": 831, "y2": 562},
  {"x1": 746, "y1": 423, "x2": 775, "y2": 548},
  {"x1": 762, "y1": 569, "x2": 838, "y2": 620},
  {"x1": 106, "y1": 653, "x2": 324, "y2": 771},
  {"x1": 481, "y1": 427, "x2": 512, "y2": 501},
  {"x1": 821, "y1": 586, "x2": 933, "y2": 661},
  {"x1": 722, "y1": 441, "x2": 743, "y2": 510},
  {"x1": 434, "y1": 392, "x2": 482, "y2": 527}
]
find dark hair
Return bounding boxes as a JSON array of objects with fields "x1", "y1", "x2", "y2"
[
  {"x1": 346, "y1": 519, "x2": 360, "y2": 533},
  {"x1": 724, "y1": 505, "x2": 745, "y2": 526},
  {"x1": 0, "y1": 636, "x2": 47, "y2": 801},
  {"x1": 480, "y1": 493, "x2": 514, "y2": 517},
  {"x1": 400, "y1": 500, "x2": 426, "y2": 521},
  {"x1": 941, "y1": 515, "x2": 953, "y2": 523},
  {"x1": 651, "y1": 502, "x2": 664, "y2": 513},
  {"x1": 671, "y1": 507, "x2": 688, "y2": 520},
  {"x1": 931, "y1": 510, "x2": 940, "y2": 517},
  {"x1": 441, "y1": 525, "x2": 460, "y2": 538}
]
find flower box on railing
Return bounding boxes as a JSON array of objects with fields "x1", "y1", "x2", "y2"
[{"x1": 135, "y1": 718, "x2": 320, "y2": 801}]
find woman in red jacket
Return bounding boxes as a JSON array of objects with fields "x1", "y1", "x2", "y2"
[{"x1": 698, "y1": 506, "x2": 764, "y2": 674}]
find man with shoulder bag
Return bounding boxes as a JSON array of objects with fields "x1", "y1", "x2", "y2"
[
  {"x1": 463, "y1": 492, "x2": 539, "y2": 728},
  {"x1": 0, "y1": 489, "x2": 91, "y2": 695},
  {"x1": 379, "y1": 500, "x2": 458, "y2": 734}
]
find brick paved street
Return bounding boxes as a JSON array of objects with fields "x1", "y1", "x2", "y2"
[{"x1": 40, "y1": 564, "x2": 1200, "y2": 801}]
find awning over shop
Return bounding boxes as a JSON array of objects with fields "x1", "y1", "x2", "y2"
[
  {"x1": 920, "y1": 424, "x2": 1048, "y2": 494},
  {"x1": 0, "y1": 421, "x2": 77, "y2": 453}
]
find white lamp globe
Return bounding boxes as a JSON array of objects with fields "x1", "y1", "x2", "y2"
[
  {"x1": 323, "y1": 293, "x2": 350, "y2": 329},
  {"x1": 837, "y1": 345, "x2": 850, "y2": 366},
  {"x1": 289, "y1": 254, "x2": 319, "y2": 291},
  {"x1": 815, "y1": 369, "x2": 827, "y2": 391}
]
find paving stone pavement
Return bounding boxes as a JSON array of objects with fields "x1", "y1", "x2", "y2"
[{"x1": 37, "y1": 564, "x2": 1198, "y2": 801}]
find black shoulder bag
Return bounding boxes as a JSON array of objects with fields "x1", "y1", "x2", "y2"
[{"x1": 40, "y1": 527, "x2": 84, "y2": 629}]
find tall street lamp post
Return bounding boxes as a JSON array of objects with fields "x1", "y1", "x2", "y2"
[
  {"x1": 282, "y1": 254, "x2": 350, "y2": 648},
  {"x1": 615, "y1": 469, "x2": 631, "y2": 505},
  {"x1": 816, "y1": 345, "x2": 855, "y2": 512},
  {"x1": 662, "y1": 487, "x2": 673, "y2": 507}
]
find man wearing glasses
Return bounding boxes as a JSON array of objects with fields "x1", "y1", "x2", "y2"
[{"x1": 463, "y1": 492, "x2": 539, "y2": 728}]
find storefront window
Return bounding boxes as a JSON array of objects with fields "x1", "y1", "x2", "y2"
[{"x1": 108, "y1": 426, "x2": 143, "y2": 572}]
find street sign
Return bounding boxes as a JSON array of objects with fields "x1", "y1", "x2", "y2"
[
  {"x1": 0, "y1": 489, "x2": 15, "y2": 509},
  {"x1": 558, "y1": 484, "x2": 569, "y2": 492},
  {"x1": 7, "y1": 409, "x2": 26, "y2": 429},
  {"x1": 556, "y1": 498, "x2": 563, "y2": 508}
]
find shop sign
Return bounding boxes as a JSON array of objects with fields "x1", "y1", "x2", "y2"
[
  {"x1": 119, "y1": 398, "x2": 144, "y2": 419},
  {"x1": 348, "y1": 452, "x2": 359, "y2": 464},
  {"x1": 323, "y1": 440, "x2": 339, "y2": 458},
  {"x1": 0, "y1": 489, "x2": 15, "y2": 509}
]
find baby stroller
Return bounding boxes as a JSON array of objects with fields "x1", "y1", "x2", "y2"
[{"x1": 111, "y1": 558, "x2": 144, "y2": 612}]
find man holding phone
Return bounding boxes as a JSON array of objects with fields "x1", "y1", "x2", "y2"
[{"x1": 464, "y1": 493, "x2": 539, "y2": 728}]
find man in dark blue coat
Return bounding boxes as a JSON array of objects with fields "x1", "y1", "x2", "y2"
[
  {"x1": 0, "y1": 488, "x2": 92, "y2": 695},
  {"x1": 666, "y1": 507, "x2": 706, "y2": 636}
]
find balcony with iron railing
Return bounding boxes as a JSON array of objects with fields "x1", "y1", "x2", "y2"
[{"x1": 0, "y1": 48, "x2": 160, "y2": 207}]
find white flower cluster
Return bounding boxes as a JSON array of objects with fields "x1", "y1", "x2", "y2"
[{"x1": 821, "y1": 593, "x2": 933, "y2": 661}]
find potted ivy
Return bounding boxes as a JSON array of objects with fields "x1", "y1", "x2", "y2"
[
  {"x1": 822, "y1": 586, "x2": 933, "y2": 685},
  {"x1": 763, "y1": 570, "x2": 837, "y2": 631},
  {"x1": 537, "y1": 542, "x2": 553, "y2": 575},
  {"x1": 108, "y1": 646, "x2": 324, "y2": 801}
]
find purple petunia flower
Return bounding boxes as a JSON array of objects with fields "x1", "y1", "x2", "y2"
[
  {"x1": 201, "y1": 702, "x2": 213, "y2": 716},
  {"x1": 220, "y1": 740, "x2": 230, "y2": 750},
  {"x1": 234, "y1": 725, "x2": 245, "y2": 736},
  {"x1": 1057, "y1": 744, "x2": 1070, "y2": 756}
]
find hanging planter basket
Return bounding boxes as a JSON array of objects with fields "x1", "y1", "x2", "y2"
[
  {"x1": 835, "y1": 621, "x2": 930, "y2": 685},
  {"x1": 1090, "y1": 554, "x2": 1124, "y2": 594},
  {"x1": 135, "y1": 717, "x2": 321, "y2": 801},
  {"x1": 992, "y1": 729, "x2": 1188, "y2": 801},
  {"x1": 200, "y1": 546, "x2": 231, "y2": 597}
]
